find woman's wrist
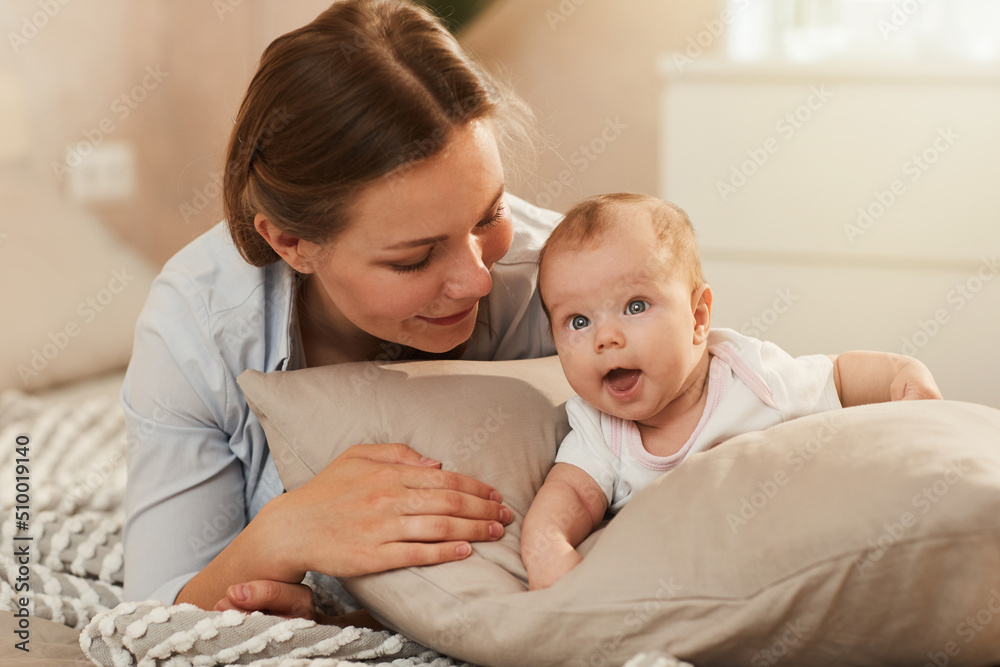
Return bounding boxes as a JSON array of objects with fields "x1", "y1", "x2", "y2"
[
  {"x1": 174, "y1": 493, "x2": 305, "y2": 610},
  {"x1": 247, "y1": 491, "x2": 309, "y2": 583}
]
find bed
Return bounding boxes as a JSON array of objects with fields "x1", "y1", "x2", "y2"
[
  {"x1": 5, "y1": 357, "x2": 1000, "y2": 666},
  {"x1": 7, "y1": 369, "x2": 680, "y2": 667},
  {"x1": 3, "y1": 168, "x2": 1000, "y2": 666}
]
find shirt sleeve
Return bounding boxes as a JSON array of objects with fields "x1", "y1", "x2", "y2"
[
  {"x1": 121, "y1": 271, "x2": 247, "y2": 604},
  {"x1": 552, "y1": 397, "x2": 619, "y2": 507},
  {"x1": 754, "y1": 337, "x2": 842, "y2": 420}
]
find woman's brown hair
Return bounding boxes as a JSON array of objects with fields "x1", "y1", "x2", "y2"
[{"x1": 223, "y1": 0, "x2": 533, "y2": 267}]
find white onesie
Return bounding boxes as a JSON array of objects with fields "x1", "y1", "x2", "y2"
[{"x1": 553, "y1": 328, "x2": 842, "y2": 513}]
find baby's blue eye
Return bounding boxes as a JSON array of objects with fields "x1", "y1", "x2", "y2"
[
  {"x1": 626, "y1": 300, "x2": 648, "y2": 315},
  {"x1": 570, "y1": 315, "x2": 590, "y2": 330}
]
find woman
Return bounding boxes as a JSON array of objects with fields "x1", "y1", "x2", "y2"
[{"x1": 122, "y1": 0, "x2": 559, "y2": 623}]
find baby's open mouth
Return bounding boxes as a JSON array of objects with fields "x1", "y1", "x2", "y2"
[{"x1": 604, "y1": 367, "x2": 641, "y2": 392}]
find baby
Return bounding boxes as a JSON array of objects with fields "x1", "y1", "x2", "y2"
[{"x1": 521, "y1": 192, "x2": 942, "y2": 591}]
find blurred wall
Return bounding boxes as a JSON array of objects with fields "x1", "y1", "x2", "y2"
[
  {"x1": 2, "y1": 0, "x2": 722, "y2": 265},
  {"x1": 461, "y1": 0, "x2": 726, "y2": 212},
  {"x1": 1, "y1": 0, "x2": 332, "y2": 266}
]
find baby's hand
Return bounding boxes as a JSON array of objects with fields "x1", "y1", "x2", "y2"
[
  {"x1": 526, "y1": 547, "x2": 583, "y2": 591},
  {"x1": 889, "y1": 358, "x2": 943, "y2": 401}
]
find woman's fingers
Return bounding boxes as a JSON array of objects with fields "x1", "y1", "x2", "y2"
[
  {"x1": 221, "y1": 580, "x2": 318, "y2": 620},
  {"x1": 213, "y1": 597, "x2": 239, "y2": 612},
  {"x1": 343, "y1": 442, "x2": 442, "y2": 468},
  {"x1": 397, "y1": 514, "x2": 505, "y2": 543},
  {"x1": 376, "y1": 540, "x2": 478, "y2": 571},
  {"x1": 275, "y1": 444, "x2": 517, "y2": 578},
  {"x1": 399, "y1": 464, "x2": 504, "y2": 505},
  {"x1": 347, "y1": 443, "x2": 504, "y2": 504},
  {"x1": 394, "y1": 486, "x2": 513, "y2": 525}
]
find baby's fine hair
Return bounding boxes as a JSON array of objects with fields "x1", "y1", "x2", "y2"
[{"x1": 538, "y1": 192, "x2": 705, "y2": 291}]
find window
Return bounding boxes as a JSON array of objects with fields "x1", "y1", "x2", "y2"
[{"x1": 726, "y1": 0, "x2": 1000, "y2": 63}]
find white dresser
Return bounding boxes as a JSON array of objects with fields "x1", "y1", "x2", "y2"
[{"x1": 658, "y1": 58, "x2": 1000, "y2": 406}]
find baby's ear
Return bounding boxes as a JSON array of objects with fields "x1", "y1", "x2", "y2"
[{"x1": 691, "y1": 283, "x2": 712, "y2": 344}]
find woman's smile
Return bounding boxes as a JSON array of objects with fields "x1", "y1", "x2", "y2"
[{"x1": 417, "y1": 303, "x2": 478, "y2": 326}]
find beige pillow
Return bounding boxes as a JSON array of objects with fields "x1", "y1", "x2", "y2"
[
  {"x1": 238, "y1": 358, "x2": 1000, "y2": 666},
  {"x1": 0, "y1": 172, "x2": 159, "y2": 393}
]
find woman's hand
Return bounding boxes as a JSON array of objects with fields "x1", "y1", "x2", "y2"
[
  {"x1": 177, "y1": 442, "x2": 512, "y2": 611},
  {"x1": 213, "y1": 580, "x2": 384, "y2": 630},
  {"x1": 255, "y1": 442, "x2": 514, "y2": 585},
  {"x1": 213, "y1": 580, "x2": 319, "y2": 619}
]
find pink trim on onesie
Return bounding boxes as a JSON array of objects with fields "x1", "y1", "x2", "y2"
[
  {"x1": 707, "y1": 341, "x2": 778, "y2": 410},
  {"x1": 608, "y1": 343, "x2": 776, "y2": 472},
  {"x1": 608, "y1": 355, "x2": 725, "y2": 472}
]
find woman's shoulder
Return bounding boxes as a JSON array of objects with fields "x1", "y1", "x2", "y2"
[
  {"x1": 500, "y1": 193, "x2": 562, "y2": 266},
  {"x1": 156, "y1": 222, "x2": 278, "y2": 313},
  {"x1": 134, "y1": 221, "x2": 296, "y2": 372}
]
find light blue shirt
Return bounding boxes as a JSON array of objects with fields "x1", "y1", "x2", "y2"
[{"x1": 121, "y1": 194, "x2": 559, "y2": 604}]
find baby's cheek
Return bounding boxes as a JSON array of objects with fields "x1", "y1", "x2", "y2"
[
  {"x1": 560, "y1": 364, "x2": 593, "y2": 402},
  {"x1": 557, "y1": 337, "x2": 594, "y2": 384},
  {"x1": 557, "y1": 329, "x2": 591, "y2": 355}
]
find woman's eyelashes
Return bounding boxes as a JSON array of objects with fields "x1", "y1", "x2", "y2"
[
  {"x1": 477, "y1": 202, "x2": 506, "y2": 229},
  {"x1": 390, "y1": 203, "x2": 506, "y2": 274},
  {"x1": 391, "y1": 249, "x2": 434, "y2": 274}
]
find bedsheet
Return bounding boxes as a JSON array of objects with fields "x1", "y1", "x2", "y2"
[{"x1": 0, "y1": 378, "x2": 685, "y2": 667}]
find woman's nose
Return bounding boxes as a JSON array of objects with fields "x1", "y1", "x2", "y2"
[{"x1": 442, "y1": 236, "x2": 492, "y2": 301}]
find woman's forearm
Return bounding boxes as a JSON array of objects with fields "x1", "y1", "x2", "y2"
[{"x1": 175, "y1": 496, "x2": 300, "y2": 609}]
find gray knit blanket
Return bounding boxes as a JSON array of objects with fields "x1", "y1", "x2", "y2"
[{"x1": 0, "y1": 384, "x2": 690, "y2": 667}]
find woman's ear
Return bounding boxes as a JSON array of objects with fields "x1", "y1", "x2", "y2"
[
  {"x1": 691, "y1": 283, "x2": 713, "y2": 344},
  {"x1": 253, "y1": 213, "x2": 319, "y2": 274}
]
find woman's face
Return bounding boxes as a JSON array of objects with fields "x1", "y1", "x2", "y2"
[{"x1": 304, "y1": 120, "x2": 512, "y2": 354}]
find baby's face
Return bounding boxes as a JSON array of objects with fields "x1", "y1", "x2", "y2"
[{"x1": 540, "y1": 222, "x2": 707, "y2": 424}]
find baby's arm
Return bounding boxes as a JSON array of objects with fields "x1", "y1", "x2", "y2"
[
  {"x1": 829, "y1": 352, "x2": 942, "y2": 406},
  {"x1": 521, "y1": 463, "x2": 608, "y2": 591}
]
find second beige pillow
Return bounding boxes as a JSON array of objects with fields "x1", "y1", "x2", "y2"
[{"x1": 239, "y1": 357, "x2": 1000, "y2": 667}]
